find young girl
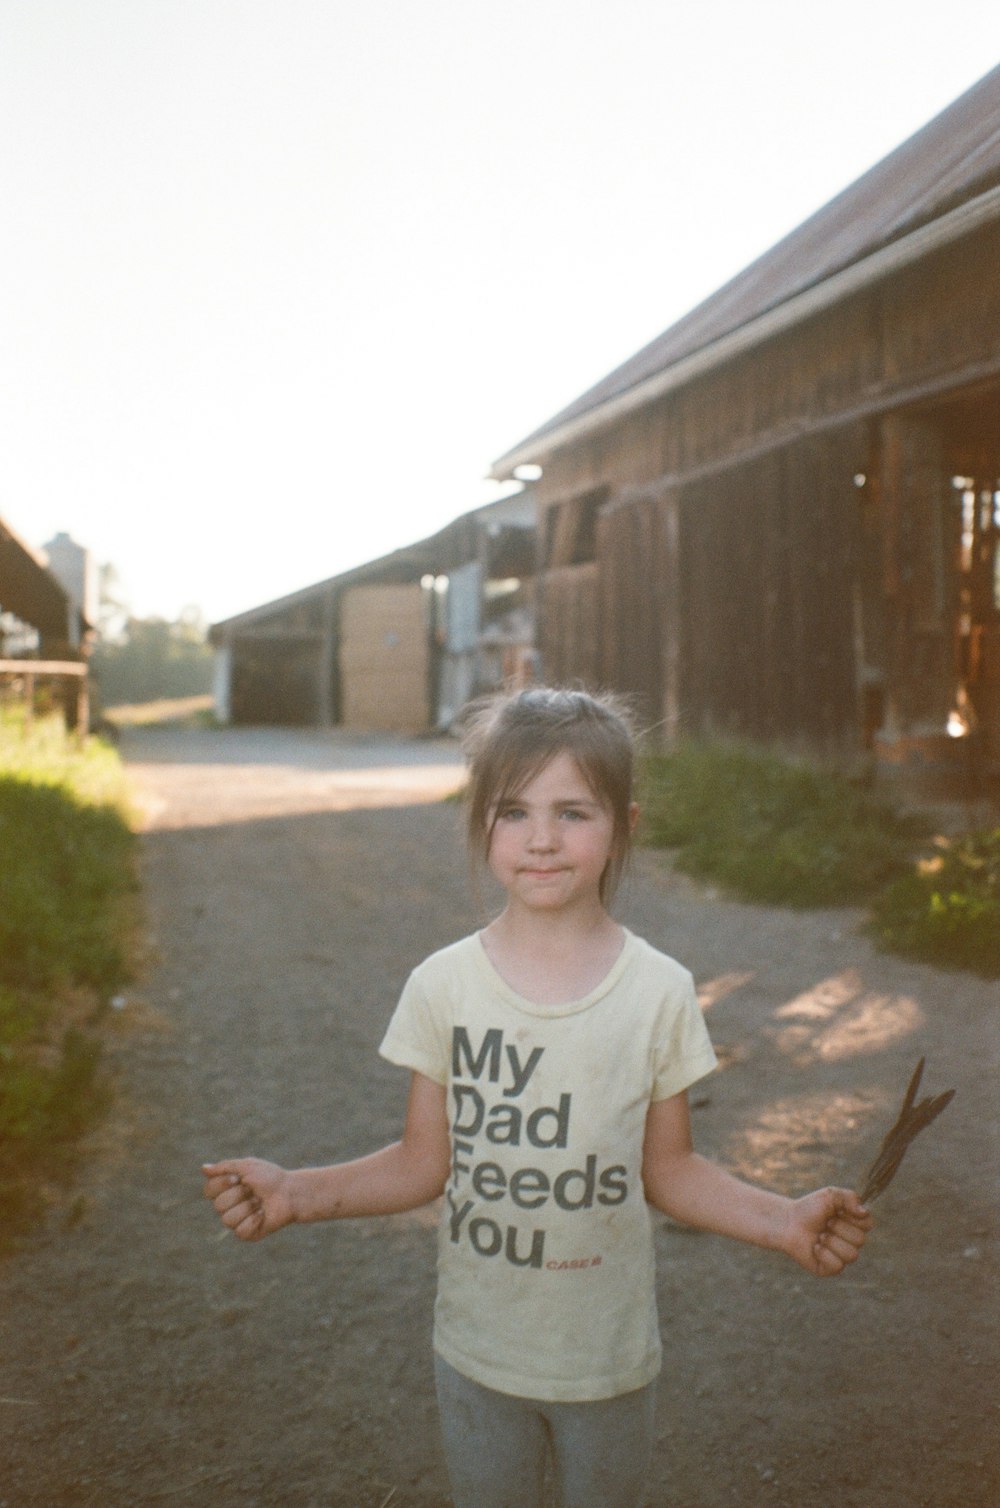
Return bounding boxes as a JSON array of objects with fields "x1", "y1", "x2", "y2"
[{"x1": 203, "y1": 686, "x2": 872, "y2": 1508}]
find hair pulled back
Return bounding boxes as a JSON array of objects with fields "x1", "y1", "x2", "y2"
[{"x1": 461, "y1": 686, "x2": 636, "y2": 903}]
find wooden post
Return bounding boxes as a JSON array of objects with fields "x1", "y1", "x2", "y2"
[
  {"x1": 661, "y1": 491, "x2": 683, "y2": 744},
  {"x1": 0, "y1": 660, "x2": 89, "y2": 737},
  {"x1": 317, "y1": 586, "x2": 336, "y2": 728},
  {"x1": 877, "y1": 414, "x2": 953, "y2": 736}
]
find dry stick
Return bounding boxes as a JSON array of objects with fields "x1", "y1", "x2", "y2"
[{"x1": 858, "y1": 1057, "x2": 956, "y2": 1205}]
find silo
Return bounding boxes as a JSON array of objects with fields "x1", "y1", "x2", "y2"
[{"x1": 42, "y1": 532, "x2": 97, "y2": 648}]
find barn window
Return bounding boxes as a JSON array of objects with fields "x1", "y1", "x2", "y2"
[
  {"x1": 953, "y1": 477, "x2": 1000, "y2": 615},
  {"x1": 544, "y1": 487, "x2": 608, "y2": 568}
]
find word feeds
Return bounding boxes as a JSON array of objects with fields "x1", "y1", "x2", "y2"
[{"x1": 447, "y1": 1027, "x2": 627, "y2": 1270}]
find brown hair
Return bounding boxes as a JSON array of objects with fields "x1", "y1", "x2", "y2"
[{"x1": 461, "y1": 686, "x2": 637, "y2": 903}]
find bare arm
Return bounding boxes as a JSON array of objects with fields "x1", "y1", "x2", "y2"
[
  {"x1": 642, "y1": 1092, "x2": 872, "y2": 1277},
  {"x1": 202, "y1": 1071, "x2": 450, "y2": 1242}
]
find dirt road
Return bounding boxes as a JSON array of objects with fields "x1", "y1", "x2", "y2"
[{"x1": 1, "y1": 726, "x2": 997, "y2": 1506}]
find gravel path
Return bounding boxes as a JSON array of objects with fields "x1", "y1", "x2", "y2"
[{"x1": 0, "y1": 726, "x2": 996, "y2": 1507}]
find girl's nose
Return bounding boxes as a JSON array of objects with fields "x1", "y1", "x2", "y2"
[{"x1": 527, "y1": 818, "x2": 557, "y2": 850}]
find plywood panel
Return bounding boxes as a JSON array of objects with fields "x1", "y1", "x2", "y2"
[{"x1": 340, "y1": 584, "x2": 430, "y2": 732}]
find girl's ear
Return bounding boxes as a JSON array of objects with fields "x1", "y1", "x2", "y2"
[{"x1": 628, "y1": 801, "x2": 640, "y2": 834}]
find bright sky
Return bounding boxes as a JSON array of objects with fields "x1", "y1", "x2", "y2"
[{"x1": 2, "y1": 2, "x2": 999, "y2": 626}]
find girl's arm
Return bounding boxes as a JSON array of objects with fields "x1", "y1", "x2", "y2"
[
  {"x1": 202, "y1": 1071, "x2": 450, "y2": 1242},
  {"x1": 642, "y1": 1091, "x2": 872, "y2": 1277}
]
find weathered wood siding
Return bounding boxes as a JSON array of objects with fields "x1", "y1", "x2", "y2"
[
  {"x1": 533, "y1": 218, "x2": 1000, "y2": 759},
  {"x1": 228, "y1": 589, "x2": 334, "y2": 726},
  {"x1": 538, "y1": 564, "x2": 599, "y2": 689},
  {"x1": 230, "y1": 636, "x2": 325, "y2": 725},
  {"x1": 876, "y1": 414, "x2": 956, "y2": 735},
  {"x1": 596, "y1": 491, "x2": 678, "y2": 729},
  {"x1": 677, "y1": 431, "x2": 864, "y2": 754},
  {"x1": 535, "y1": 220, "x2": 1000, "y2": 509}
]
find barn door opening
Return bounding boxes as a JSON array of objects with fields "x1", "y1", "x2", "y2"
[{"x1": 951, "y1": 473, "x2": 1000, "y2": 766}]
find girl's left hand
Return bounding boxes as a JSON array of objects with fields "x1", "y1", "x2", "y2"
[{"x1": 784, "y1": 1187, "x2": 873, "y2": 1276}]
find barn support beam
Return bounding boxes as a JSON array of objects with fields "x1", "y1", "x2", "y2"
[
  {"x1": 877, "y1": 413, "x2": 956, "y2": 738},
  {"x1": 870, "y1": 412, "x2": 976, "y2": 789},
  {"x1": 317, "y1": 586, "x2": 337, "y2": 728}
]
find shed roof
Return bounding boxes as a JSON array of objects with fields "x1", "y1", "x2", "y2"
[
  {"x1": 210, "y1": 491, "x2": 535, "y2": 639},
  {"x1": 0, "y1": 514, "x2": 78, "y2": 643},
  {"x1": 492, "y1": 63, "x2": 1000, "y2": 476}
]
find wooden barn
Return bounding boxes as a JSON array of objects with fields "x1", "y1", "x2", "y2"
[
  {"x1": 210, "y1": 493, "x2": 535, "y2": 731},
  {"x1": 0, "y1": 516, "x2": 93, "y2": 729},
  {"x1": 491, "y1": 66, "x2": 1000, "y2": 790}
]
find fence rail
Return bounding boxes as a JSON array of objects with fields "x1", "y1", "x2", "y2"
[
  {"x1": 0, "y1": 658, "x2": 90, "y2": 732},
  {"x1": 0, "y1": 659, "x2": 87, "y2": 677}
]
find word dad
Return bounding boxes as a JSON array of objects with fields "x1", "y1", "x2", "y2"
[{"x1": 446, "y1": 1027, "x2": 627, "y2": 1271}]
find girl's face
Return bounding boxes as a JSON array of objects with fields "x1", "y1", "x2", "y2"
[{"x1": 485, "y1": 752, "x2": 621, "y2": 916}]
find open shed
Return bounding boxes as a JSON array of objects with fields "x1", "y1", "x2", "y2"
[
  {"x1": 209, "y1": 493, "x2": 536, "y2": 731},
  {"x1": 492, "y1": 66, "x2": 1000, "y2": 791},
  {"x1": 0, "y1": 515, "x2": 92, "y2": 728}
]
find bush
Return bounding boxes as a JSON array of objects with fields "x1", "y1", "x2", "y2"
[
  {"x1": 92, "y1": 609, "x2": 213, "y2": 707},
  {"x1": 868, "y1": 830, "x2": 1000, "y2": 977},
  {"x1": 640, "y1": 741, "x2": 927, "y2": 907}
]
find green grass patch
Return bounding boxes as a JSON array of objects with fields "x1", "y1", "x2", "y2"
[
  {"x1": 0, "y1": 705, "x2": 130, "y2": 806},
  {"x1": 868, "y1": 829, "x2": 1000, "y2": 977},
  {"x1": 639, "y1": 741, "x2": 927, "y2": 907},
  {"x1": 0, "y1": 778, "x2": 135, "y2": 991},
  {"x1": 640, "y1": 740, "x2": 998, "y2": 976},
  {"x1": 0, "y1": 711, "x2": 137, "y2": 1244}
]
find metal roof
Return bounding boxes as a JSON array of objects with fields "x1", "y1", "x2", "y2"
[
  {"x1": 492, "y1": 63, "x2": 1000, "y2": 476},
  {"x1": 210, "y1": 491, "x2": 535, "y2": 639}
]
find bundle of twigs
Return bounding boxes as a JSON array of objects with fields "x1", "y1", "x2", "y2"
[{"x1": 858, "y1": 1057, "x2": 955, "y2": 1204}]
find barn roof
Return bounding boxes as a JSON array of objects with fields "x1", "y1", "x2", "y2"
[
  {"x1": 492, "y1": 63, "x2": 1000, "y2": 477},
  {"x1": 210, "y1": 491, "x2": 534, "y2": 640},
  {"x1": 0, "y1": 513, "x2": 78, "y2": 643}
]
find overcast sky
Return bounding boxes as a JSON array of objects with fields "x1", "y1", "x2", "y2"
[{"x1": 2, "y1": 2, "x2": 999, "y2": 625}]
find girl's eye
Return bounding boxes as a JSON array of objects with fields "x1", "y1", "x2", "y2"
[
  {"x1": 560, "y1": 808, "x2": 587, "y2": 821},
  {"x1": 498, "y1": 806, "x2": 526, "y2": 821}
]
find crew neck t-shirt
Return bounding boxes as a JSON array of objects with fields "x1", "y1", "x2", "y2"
[{"x1": 378, "y1": 929, "x2": 717, "y2": 1402}]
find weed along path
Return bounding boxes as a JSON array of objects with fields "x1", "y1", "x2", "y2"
[{"x1": 1, "y1": 727, "x2": 998, "y2": 1507}]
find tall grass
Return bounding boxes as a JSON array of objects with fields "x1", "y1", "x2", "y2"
[
  {"x1": 0, "y1": 710, "x2": 137, "y2": 1240},
  {"x1": 0, "y1": 704, "x2": 128, "y2": 804},
  {"x1": 640, "y1": 741, "x2": 927, "y2": 907},
  {"x1": 640, "y1": 740, "x2": 998, "y2": 975}
]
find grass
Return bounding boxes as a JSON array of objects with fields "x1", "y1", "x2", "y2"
[
  {"x1": 639, "y1": 741, "x2": 927, "y2": 907},
  {"x1": 0, "y1": 709, "x2": 138, "y2": 1243},
  {"x1": 639, "y1": 739, "x2": 998, "y2": 976}
]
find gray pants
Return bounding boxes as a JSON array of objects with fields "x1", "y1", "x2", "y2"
[{"x1": 434, "y1": 1354, "x2": 656, "y2": 1508}]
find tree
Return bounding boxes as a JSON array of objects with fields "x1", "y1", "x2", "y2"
[{"x1": 91, "y1": 573, "x2": 214, "y2": 707}]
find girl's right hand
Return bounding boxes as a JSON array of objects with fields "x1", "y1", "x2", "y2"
[{"x1": 201, "y1": 1157, "x2": 296, "y2": 1241}]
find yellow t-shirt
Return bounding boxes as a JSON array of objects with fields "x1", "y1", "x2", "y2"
[{"x1": 379, "y1": 929, "x2": 717, "y2": 1402}]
